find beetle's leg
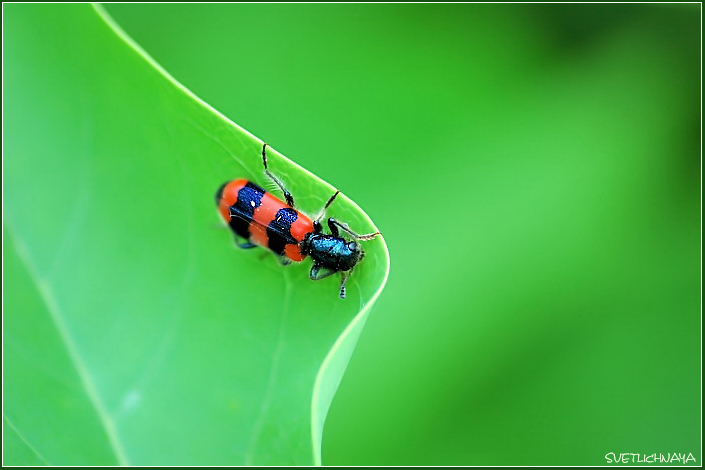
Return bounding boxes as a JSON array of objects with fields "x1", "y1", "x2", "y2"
[
  {"x1": 234, "y1": 235, "x2": 257, "y2": 249},
  {"x1": 310, "y1": 264, "x2": 337, "y2": 280},
  {"x1": 327, "y1": 217, "x2": 340, "y2": 237},
  {"x1": 313, "y1": 190, "x2": 340, "y2": 227},
  {"x1": 262, "y1": 143, "x2": 295, "y2": 207},
  {"x1": 339, "y1": 270, "x2": 351, "y2": 299}
]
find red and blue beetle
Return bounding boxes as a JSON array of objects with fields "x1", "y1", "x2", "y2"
[{"x1": 216, "y1": 144, "x2": 381, "y2": 299}]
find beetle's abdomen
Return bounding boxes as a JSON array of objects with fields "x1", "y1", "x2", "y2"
[{"x1": 216, "y1": 179, "x2": 313, "y2": 261}]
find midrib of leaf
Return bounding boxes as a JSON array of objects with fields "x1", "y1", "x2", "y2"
[
  {"x1": 5, "y1": 223, "x2": 130, "y2": 466},
  {"x1": 245, "y1": 277, "x2": 293, "y2": 464}
]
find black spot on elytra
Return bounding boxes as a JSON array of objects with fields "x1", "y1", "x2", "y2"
[
  {"x1": 267, "y1": 208, "x2": 298, "y2": 255},
  {"x1": 227, "y1": 182, "x2": 264, "y2": 240}
]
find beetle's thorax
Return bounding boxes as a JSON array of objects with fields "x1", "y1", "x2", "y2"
[{"x1": 302, "y1": 233, "x2": 362, "y2": 271}]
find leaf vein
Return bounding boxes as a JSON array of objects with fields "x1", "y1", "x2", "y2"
[
  {"x1": 3, "y1": 415, "x2": 52, "y2": 465},
  {"x1": 7, "y1": 225, "x2": 131, "y2": 466}
]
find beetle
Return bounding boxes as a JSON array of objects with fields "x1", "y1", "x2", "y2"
[{"x1": 216, "y1": 143, "x2": 381, "y2": 299}]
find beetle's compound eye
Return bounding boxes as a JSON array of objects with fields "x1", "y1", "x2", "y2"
[{"x1": 347, "y1": 241, "x2": 358, "y2": 251}]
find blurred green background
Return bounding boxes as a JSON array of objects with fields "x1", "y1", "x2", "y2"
[{"x1": 84, "y1": 3, "x2": 703, "y2": 465}]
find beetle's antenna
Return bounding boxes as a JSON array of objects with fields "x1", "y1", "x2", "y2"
[
  {"x1": 357, "y1": 231, "x2": 382, "y2": 241},
  {"x1": 329, "y1": 219, "x2": 381, "y2": 242}
]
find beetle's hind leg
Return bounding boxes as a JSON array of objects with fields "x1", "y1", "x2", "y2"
[{"x1": 262, "y1": 143, "x2": 295, "y2": 207}]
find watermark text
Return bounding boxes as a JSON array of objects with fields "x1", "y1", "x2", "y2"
[{"x1": 605, "y1": 452, "x2": 697, "y2": 464}]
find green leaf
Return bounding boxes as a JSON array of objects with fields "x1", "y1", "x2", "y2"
[{"x1": 3, "y1": 3, "x2": 389, "y2": 466}]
